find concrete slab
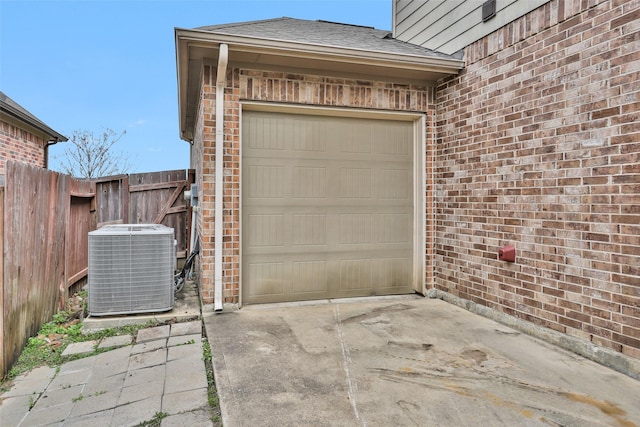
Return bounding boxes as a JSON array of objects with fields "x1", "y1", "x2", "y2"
[
  {"x1": 0, "y1": 394, "x2": 31, "y2": 426},
  {"x1": 111, "y1": 395, "x2": 162, "y2": 426},
  {"x1": 32, "y1": 384, "x2": 84, "y2": 410},
  {"x1": 67, "y1": 389, "x2": 120, "y2": 418},
  {"x1": 47, "y1": 368, "x2": 91, "y2": 391},
  {"x1": 136, "y1": 325, "x2": 170, "y2": 343},
  {"x1": 98, "y1": 334, "x2": 132, "y2": 349},
  {"x1": 118, "y1": 380, "x2": 164, "y2": 406},
  {"x1": 13, "y1": 365, "x2": 56, "y2": 383},
  {"x1": 57, "y1": 355, "x2": 96, "y2": 375},
  {"x1": 131, "y1": 338, "x2": 167, "y2": 355},
  {"x1": 167, "y1": 333, "x2": 200, "y2": 347},
  {"x1": 204, "y1": 297, "x2": 640, "y2": 427},
  {"x1": 1, "y1": 366, "x2": 55, "y2": 398},
  {"x1": 123, "y1": 364, "x2": 166, "y2": 388},
  {"x1": 24, "y1": 422, "x2": 62, "y2": 427},
  {"x1": 128, "y1": 347, "x2": 167, "y2": 371},
  {"x1": 82, "y1": 282, "x2": 200, "y2": 332},
  {"x1": 91, "y1": 345, "x2": 132, "y2": 377},
  {"x1": 170, "y1": 321, "x2": 201, "y2": 336},
  {"x1": 167, "y1": 342, "x2": 202, "y2": 362},
  {"x1": 20, "y1": 401, "x2": 73, "y2": 427},
  {"x1": 164, "y1": 358, "x2": 207, "y2": 395},
  {"x1": 83, "y1": 372, "x2": 126, "y2": 395},
  {"x1": 161, "y1": 409, "x2": 213, "y2": 427},
  {"x1": 61, "y1": 340, "x2": 97, "y2": 357},
  {"x1": 64, "y1": 409, "x2": 114, "y2": 427},
  {"x1": 161, "y1": 387, "x2": 209, "y2": 414},
  {"x1": 30, "y1": 422, "x2": 63, "y2": 427}
]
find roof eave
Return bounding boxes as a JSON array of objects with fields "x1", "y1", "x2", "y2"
[
  {"x1": 0, "y1": 103, "x2": 68, "y2": 144},
  {"x1": 175, "y1": 27, "x2": 464, "y2": 142},
  {"x1": 178, "y1": 27, "x2": 464, "y2": 73}
]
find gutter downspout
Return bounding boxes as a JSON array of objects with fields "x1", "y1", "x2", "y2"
[
  {"x1": 214, "y1": 43, "x2": 228, "y2": 312},
  {"x1": 44, "y1": 137, "x2": 60, "y2": 170}
]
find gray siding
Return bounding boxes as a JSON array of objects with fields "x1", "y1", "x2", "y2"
[{"x1": 393, "y1": 0, "x2": 551, "y2": 55}]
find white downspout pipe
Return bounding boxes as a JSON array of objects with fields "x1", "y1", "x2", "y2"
[{"x1": 214, "y1": 43, "x2": 228, "y2": 312}]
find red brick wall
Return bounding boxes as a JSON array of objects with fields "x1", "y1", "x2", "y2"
[
  {"x1": 0, "y1": 120, "x2": 47, "y2": 174},
  {"x1": 196, "y1": 68, "x2": 435, "y2": 306},
  {"x1": 435, "y1": 0, "x2": 640, "y2": 358},
  {"x1": 191, "y1": 77, "x2": 206, "y2": 298}
]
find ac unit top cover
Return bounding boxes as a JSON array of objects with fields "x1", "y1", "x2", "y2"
[{"x1": 89, "y1": 224, "x2": 174, "y2": 235}]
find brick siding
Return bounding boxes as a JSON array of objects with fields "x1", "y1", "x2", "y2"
[
  {"x1": 193, "y1": 68, "x2": 435, "y2": 306},
  {"x1": 0, "y1": 120, "x2": 47, "y2": 174},
  {"x1": 435, "y1": 0, "x2": 640, "y2": 358}
]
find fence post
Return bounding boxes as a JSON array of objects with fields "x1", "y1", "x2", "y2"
[{"x1": 122, "y1": 175, "x2": 130, "y2": 224}]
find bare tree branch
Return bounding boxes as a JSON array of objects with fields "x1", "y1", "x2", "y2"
[{"x1": 56, "y1": 129, "x2": 132, "y2": 179}]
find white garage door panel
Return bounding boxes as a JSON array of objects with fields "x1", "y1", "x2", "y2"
[{"x1": 243, "y1": 111, "x2": 415, "y2": 304}]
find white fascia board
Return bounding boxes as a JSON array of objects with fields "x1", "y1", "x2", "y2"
[{"x1": 175, "y1": 28, "x2": 465, "y2": 73}]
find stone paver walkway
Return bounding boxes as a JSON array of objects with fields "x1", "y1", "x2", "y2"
[{"x1": 0, "y1": 321, "x2": 212, "y2": 427}]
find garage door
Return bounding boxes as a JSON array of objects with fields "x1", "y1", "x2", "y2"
[{"x1": 242, "y1": 110, "x2": 415, "y2": 304}]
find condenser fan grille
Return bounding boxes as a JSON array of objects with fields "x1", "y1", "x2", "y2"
[{"x1": 88, "y1": 224, "x2": 175, "y2": 316}]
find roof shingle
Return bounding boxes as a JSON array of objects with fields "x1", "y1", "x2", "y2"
[
  {"x1": 0, "y1": 91, "x2": 67, "y2": 142},
  {"x1": 196, "y1": 17, "x2": 457, "y2": 60}
]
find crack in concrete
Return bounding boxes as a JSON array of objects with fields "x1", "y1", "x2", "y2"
[{"x1": 333, "y1": 304, "x2": 366, "y2": 426}]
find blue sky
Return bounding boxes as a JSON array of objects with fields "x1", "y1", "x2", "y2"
[{"x1": 0, "y1": 0, "x2": 391, "y2": 174}]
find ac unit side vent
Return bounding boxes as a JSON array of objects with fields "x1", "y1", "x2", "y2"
[{"x1": 88, "y1": 224, "x2": 175, "y2": 316}]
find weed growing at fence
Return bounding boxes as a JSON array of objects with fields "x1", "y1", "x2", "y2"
[
  {"x1": 41, "y1": 314, "x2": 83, "y2": 339},
  {"x1": 4, "y1": 310, "x2": 82, "y2": 379},
  {"x1": 2, "y1": 311, "x2": 157, "y2": 382}
]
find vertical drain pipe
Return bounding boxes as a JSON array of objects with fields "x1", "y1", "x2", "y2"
[{"x1": 214, "y1": 43, "x2": 228, "y2": 312}]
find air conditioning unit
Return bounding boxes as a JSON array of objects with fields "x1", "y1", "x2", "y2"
[{"x1": 88, "y1": 224, "x2": 175, "y2": 316}]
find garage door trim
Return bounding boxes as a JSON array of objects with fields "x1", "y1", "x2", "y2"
[{"x1": 239, "y1": 101, "x2": 426, "y2": 306}]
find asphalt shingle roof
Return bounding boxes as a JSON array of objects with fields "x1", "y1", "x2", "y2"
[
  {"x1": 196, "y1": 17, "x2": 456, "y2": 60},
  {"x1": 0, "y1": 91, "x2": 67, "y2": 142}
]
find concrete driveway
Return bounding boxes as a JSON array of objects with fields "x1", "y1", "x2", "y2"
[{"x1": 203, "y1": 296, "x2": 640, "y2": 426}]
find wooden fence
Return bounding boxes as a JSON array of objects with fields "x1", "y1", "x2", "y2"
[
  {"x1": 95, "y1": 169, "x2": 195, "y2": 257},
  {"x1": 0, "y1": 162, "x2": 94, "y2": 376},
  {"x1": 1, "y1": 162, "x2": 194, "y2": 376}
]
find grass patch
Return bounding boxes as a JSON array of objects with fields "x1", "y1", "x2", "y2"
[
  {"x1": 202, "y1": 338, "x2": 222, "y2": 425},
  {"x1": 203, "y1": 340, "x2": 212, "y2": 361},
  {"x1": 2, "y1": 311, "x2": 158, "y2": 383},
  {"x1": 134, "y1": 411, "x2": 168, "y2": 427}
]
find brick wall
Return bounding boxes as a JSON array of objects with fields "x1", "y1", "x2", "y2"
[
  {"x1": 435, "y1": 0, "x2": 640, "y2": 358},
  {"x1": 196, "y1": 67, "x2": 435, "y2": 306},
  {"x1": 0, "y1": 120, "x2": 47, "y2": 174},
  {"x1": 191, "y1": 77, "x2": 207, "y2": 298}
]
